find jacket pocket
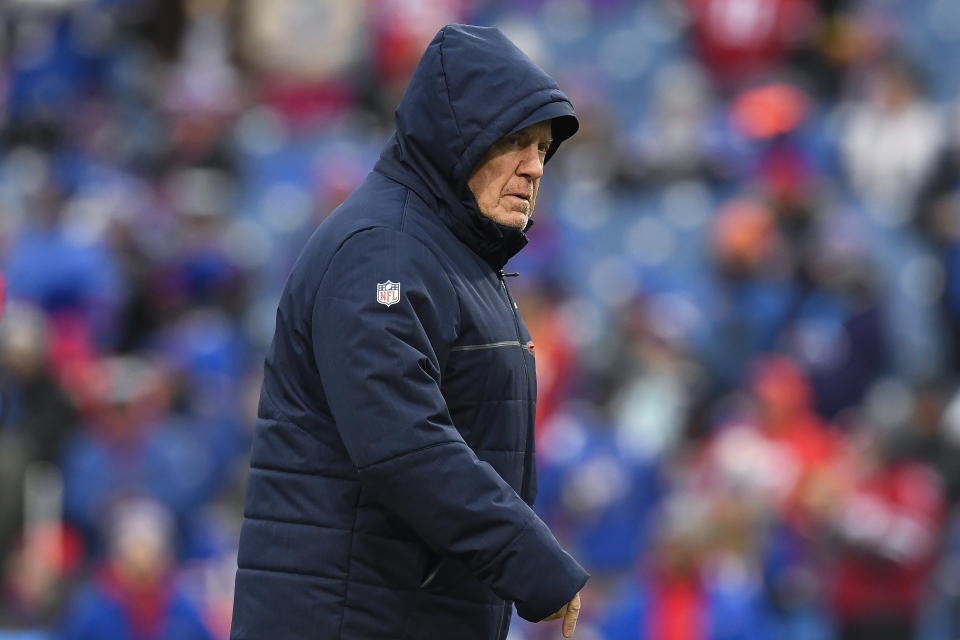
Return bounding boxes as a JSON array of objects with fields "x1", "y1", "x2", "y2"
[{"x1": 419, "y1": 559, "x2": 442, "y2": 589}]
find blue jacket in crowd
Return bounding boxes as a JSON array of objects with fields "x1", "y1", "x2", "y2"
[{"x1": 231, "y1": 24, "x2": 589, "y2": 640}]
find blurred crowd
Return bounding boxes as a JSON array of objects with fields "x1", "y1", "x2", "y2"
[{"x1": 2, "y1": 0, "x2": 960, "y2": 639}]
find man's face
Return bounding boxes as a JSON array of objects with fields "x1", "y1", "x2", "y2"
[{"x1": 468, "y1": 120, "x2": 553, "y2": 230}]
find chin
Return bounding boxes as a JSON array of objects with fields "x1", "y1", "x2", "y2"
[
  {"x1": 500, "y1": 210, "x2": 530, "y2": 230},
  {"x1": 479, "y1": 204, "x2": 530, "y2": 230}
]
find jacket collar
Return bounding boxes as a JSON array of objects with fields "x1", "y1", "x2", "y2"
[{"x1": 374, "y1": 134, "x2": 529, "y2": 270}]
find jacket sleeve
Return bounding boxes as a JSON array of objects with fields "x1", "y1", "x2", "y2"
[{"x1": 312, "y1": 227, "x2": 588, "y2": 621}]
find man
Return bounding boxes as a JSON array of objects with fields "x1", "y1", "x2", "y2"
[
  {"x1": 59, "y1": 498, "x2": 215, "y2": 640},
  {"x1": 231, "y1": 24, "x2": 588, "y2": 640}
]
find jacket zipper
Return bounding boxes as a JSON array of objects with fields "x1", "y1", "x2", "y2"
[
  {"x1": 496, "y1": 269, "x2": 527, "y2": 365},
  {"x1": 497, "y1": 268, "x2": 534, "y2": 502},
  {"x1": 495, "y1": 601, "x2": 508, "y2": 640},
  {"x1": 496, "y1": 269, "x2": 522, "y2": 333}
]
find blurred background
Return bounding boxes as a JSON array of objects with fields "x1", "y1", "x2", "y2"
[{"x1": 2, "y1": 0, "x2": 960, "y2": 638}]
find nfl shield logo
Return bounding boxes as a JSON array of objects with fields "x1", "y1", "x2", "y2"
[{"x1": 376, "y1": 281, "x2": 401, "y2": 307}]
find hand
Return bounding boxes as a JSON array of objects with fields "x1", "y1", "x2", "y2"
[{"x1": 542, "y1": 591, "x2": 581, "y2": 638}]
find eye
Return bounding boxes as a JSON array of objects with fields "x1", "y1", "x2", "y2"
[
  {"x1": 504, "y1": 135, "x2": 521, "y2": 147},
  {"x1": 538, "y1": 142, "x2": 550, "y2": 154}
]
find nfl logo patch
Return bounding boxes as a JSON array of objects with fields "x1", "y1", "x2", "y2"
[{"x1": 377, "y1": 281, "x2": 401, "y2": 307}]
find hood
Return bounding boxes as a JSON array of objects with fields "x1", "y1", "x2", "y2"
[{"x1": 374, "y1": 24, "x2": 579, "y2": 270}]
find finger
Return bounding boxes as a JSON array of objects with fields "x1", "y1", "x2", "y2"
[{"x1": 562, "y1": 593, "x2": 581, "y2": 638}]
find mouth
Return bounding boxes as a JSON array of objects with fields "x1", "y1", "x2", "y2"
[{"x1": 502, "y1": 194, "x2": 531, "y2": 214}]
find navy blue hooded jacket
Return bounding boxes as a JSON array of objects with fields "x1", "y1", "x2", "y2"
[{"x1": 231, "y1": 24, "x2": 589, "y2": 640}]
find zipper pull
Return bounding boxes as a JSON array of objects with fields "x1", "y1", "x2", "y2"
[{"x1": 500, "y1": 271, "x2": 519, "y2": 278}]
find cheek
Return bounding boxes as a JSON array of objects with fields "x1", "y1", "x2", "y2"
[
  {"x1": 469, "y1": 172, "x2": 493, "y2": 208},
  {"x1": 479, "y1": 184, "x2": 499, "y2": 211}
]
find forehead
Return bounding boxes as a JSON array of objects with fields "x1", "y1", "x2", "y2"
[{"x1": 511, "y1": 120, "x2": 552, "y2": 140}]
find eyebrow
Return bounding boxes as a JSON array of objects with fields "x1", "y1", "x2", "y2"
[{"x1": 508, "y1": 132, "x2": 554, "y2": 146}]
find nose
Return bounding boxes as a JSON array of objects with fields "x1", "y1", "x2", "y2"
[{"x1": 516, "y1": 143, "x2": 544, "y2": 181}]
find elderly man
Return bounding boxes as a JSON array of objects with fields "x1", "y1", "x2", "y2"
[{"x1": 231, "y1": 24, "x2": 588, "y2": 640}]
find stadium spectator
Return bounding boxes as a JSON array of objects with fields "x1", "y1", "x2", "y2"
[
  {"x1": 0, "y1": 304, "x2": 78, "y2": 573},
  {"x1": 686, "y1": 0, "x2": 820, "y2": 91},
  {"x1": 839, "y1": 53, "x2": 944, "y2": 224},
  {"x1": 823, "y1": 424, "x2": 945, "y2": 640},
  {"x1": 60, "y1": 356, "x2": 224, "y2": 548},
  {"x1": 600, "y1": 493, "x2": 768, "y2": 640},
  {"x1": 57, "y1": 497, "x2": 214, "y2": 640}
]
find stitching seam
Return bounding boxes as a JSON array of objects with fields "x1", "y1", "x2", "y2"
[
  {"x1": 336, "y1": 484, "x2": 362, "y2": 639},
  {"x1": 437, "y1": 28, "x2": 465, "y2": 155}
]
